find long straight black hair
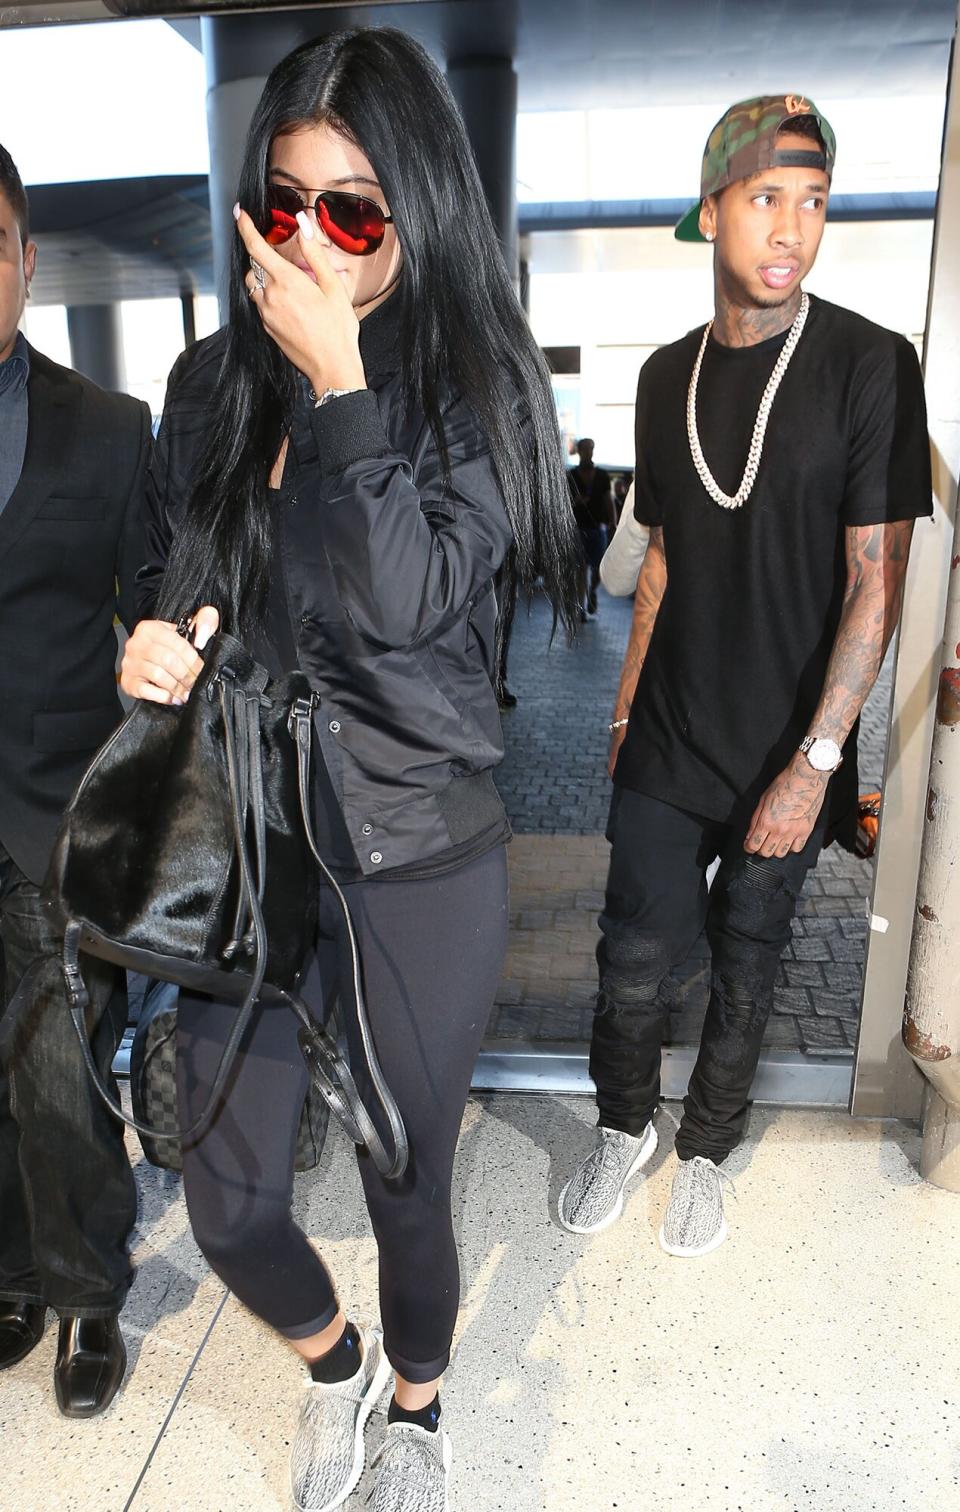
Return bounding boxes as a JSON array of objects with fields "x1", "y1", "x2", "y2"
[{"x1": 159, "y1": 27, "x2": 581, "y2": 646}]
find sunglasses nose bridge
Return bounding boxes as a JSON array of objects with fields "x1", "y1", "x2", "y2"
[{"x1": 301, "y1": 199, "x2": 335, "y2": 248}]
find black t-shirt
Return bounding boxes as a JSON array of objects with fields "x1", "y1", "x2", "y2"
[
  {"x1": 569, "y1": 464, "x2": 612, "y2": 530},
  {"x1": 616, "y1": 294, "x2": 932, "y2": 834}
]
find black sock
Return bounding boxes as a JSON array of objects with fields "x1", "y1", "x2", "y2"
[
  {"x1": 309, "y1": 1321, "x2": 362, "y2": 1384},
  {"x1": 388, "y1": 1392, "x2": 441, "y2": 1434}
]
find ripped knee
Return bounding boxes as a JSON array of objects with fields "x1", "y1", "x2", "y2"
[
  {"x1": 711, "y1": 968, "x2": 770, "y2": 1027},
  {"x1": 597, "y1": 929, "x2": 671, "y2": 1017},
  {"x1": 697, "y1": 968, "x2": 771, "y2": 1080},
  {"x1": 711, "y1": 855, "x2": 799, "y2": 948}
]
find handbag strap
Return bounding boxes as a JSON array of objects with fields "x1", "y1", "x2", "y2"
[
  {"x1": 289, "y1": 698, "x2": 409, "y2": 1181},
  {"x1": 222, "y1": 683, "x2": 251, "y2": 960},
  {"x1": 222, "y1": 681, "x2": 268, "y2": 962}
]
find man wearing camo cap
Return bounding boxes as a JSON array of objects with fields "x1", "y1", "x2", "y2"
[{"x1": 559, "y1": 96, "x2": 932, "y2": 1255}]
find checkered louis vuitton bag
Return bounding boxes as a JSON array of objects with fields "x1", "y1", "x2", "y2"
[{"x1": 129, "y1": 985, "x2": 330, "y2": 1172}]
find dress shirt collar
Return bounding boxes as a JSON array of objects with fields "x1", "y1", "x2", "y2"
[{"x1": 0, "y1": 331, "x2": 30, "y2": 397}]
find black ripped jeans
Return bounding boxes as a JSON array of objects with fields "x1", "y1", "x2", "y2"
[{"x1": 590, "y1": 788, "x2": 827, "y2": 1163}]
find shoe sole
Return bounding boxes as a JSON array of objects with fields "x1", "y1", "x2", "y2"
[
  {"x1": 557, "y1": 1123, "x2": 659, "y2": 1235},
  {"x1": 658, "y1": 1215, "x2": 728, "y2": 1258},
  {"x1": 292, "y1": 1338, "x2": 393, "y2": 1512},
  {"x1": 442, "y1": 1429, "x2": 453, "y2": 1510},
  {"x1": 432, "y1": 1430, "x2": 453, "y2": 1512}
]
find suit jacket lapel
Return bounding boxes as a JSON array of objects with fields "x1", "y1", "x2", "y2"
[{"x1": 0, "y1": 347, "x2": 83, "y2": 561}]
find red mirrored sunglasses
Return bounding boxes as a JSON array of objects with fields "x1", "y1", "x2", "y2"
[{"x1": 261, "y1": 184, "x2": 393, "y2": 256}]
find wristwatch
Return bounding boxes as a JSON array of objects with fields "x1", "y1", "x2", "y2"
[
  {"x1": 799, "y1": 735, "x2": 844, "y2": 774},
  {"x1": 312, "y1": 387, "x2": 360, "y2": 408}
]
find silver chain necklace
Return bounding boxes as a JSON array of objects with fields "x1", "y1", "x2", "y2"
[{"x1": 687, "y1": 291, "x2": 810, "y2": 510}]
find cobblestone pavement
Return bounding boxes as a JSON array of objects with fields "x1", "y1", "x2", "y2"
[{"x1": 489, "y1": 588, "x2": 892, "y2": 1053}]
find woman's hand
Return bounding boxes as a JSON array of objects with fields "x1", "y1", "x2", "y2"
[
  {"x1": 234, "y1": 205, "x2": 366, "y2": 396},
  {"x1": 120, "y1": 606, "x2": 220, "y2": 705}
]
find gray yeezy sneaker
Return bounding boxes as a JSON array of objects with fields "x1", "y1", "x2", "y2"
[
  {"x1": 370, "y1": 1421, "x2": 452, "y2": 1512},
  {"x1": 659, "y1": 1155, "x2": 730, "y2": 1257},
  {"x1": 290, "y1": 1325, "x2": 392, "y2": 1512},
  {"x1": 558, "y1": 1121, "x2": 658, "y2": 1234}
]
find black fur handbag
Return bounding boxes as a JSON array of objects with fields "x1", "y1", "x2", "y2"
[{"x1": 44, "y1": 631, "x2": 407, "y2": 1179}]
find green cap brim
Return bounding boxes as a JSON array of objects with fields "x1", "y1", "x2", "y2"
[{"x1": 674, "y1": 201, "x2": 706, "y2": 242}]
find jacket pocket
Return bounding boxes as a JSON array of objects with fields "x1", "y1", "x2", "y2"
[
  {"x1": 33, "y1": 702, "x2": 120, "y2": 752},
  {"x1": 420, "y1": 641, "x2": 474, "y2": 725}
]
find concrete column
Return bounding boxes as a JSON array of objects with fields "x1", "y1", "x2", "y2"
[
  {"x1": 901, "y1": 27, "x2": 960, "y2": 1191},
  {"x1": 851, "y1": 23, "x2": 960, "y2": 1123},
  {"x1": 519, "y1": 255, "x2": 531, "y2": 315},
  {"x1": 202, "y1": 12, "x2": 327, "y2": 313},
  {"x1": 66, "y1": 304, "x2": 126, "y2": 393},
  {"x1": 180, "y1": 291, "x2": 197, "y2": 349},
  {"x1": 447, "y1": 56, "x2": 518, "y2": 280},
  {"x1": 906, "y1": 467, "x2": 960, "y2": 1187}
]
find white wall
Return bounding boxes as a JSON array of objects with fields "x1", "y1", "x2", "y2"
[
  {"x1": 529, "y1": 220, "x2": 934, "y2": 464},
  {"x1": 22, "y1": 295, "x2": 221, "y2": 415},
  {"x1": 518, "y1": 96, "x2": 945, "y2": 203},
  {"x1": 120, "y1": 296, "x2": 220, "y2": 416},
  {"x1": 3, "y1": 22, "x2": 207, "y2": 187}
]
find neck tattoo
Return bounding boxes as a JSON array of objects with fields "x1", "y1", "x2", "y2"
[
  {"x1": 711, "y1": 285, "x2": 803, "y2": 349},
  {"x1": 687, "y1": 291, "x2": 810, "y2": 511}
]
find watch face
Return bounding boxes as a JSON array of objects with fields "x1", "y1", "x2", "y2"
[{"x1": 808, "y1": 738, "x2": 841, "y2": 772}]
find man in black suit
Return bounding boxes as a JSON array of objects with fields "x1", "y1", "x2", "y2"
[{"x1": 0, "y1": 146, "x2": 150, "y2": 1416}]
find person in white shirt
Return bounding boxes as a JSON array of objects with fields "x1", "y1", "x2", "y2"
[{"x1": 598, "y1": 482, "x2": 649, "y2": 596}]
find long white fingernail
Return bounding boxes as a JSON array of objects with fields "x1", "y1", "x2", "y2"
[
  {"x1": 296, "y1": 210, "x2": 315, "y2": 241},
  {"x1": 232, "y1": 202, "x2": 241, "y2": 222},
  {"x1": 194, "y1": 627, "x2": 213, "y2": 651}
]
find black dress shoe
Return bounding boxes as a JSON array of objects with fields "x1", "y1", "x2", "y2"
[
  {"x1": 54, "y1": 1314, "x2": 126, "y2": 1418},
  {"x1": 0, "y1": 1300, "x2": 46, "y2": 1370}
]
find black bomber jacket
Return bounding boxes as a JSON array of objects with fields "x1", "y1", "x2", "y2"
[{"x1": 137, "y1": 296, "x2": 514, "y2": 878}]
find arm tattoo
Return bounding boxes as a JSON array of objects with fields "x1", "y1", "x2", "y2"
[
  {"x1": 809, "y1": 520, "x2": 915, "y2": 745},
  {"x1": 613, "y1": 527, "x2": 667, "y2": 720}
]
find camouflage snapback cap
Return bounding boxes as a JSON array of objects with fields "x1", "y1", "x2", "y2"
[{"x1": 675, "y1": 94, "x2": 837, "y2": 243}]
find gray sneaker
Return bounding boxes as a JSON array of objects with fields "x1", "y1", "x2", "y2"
[
  {"x1": 290, "y1": 1325, "x2": 392, "y2": 1512},
  {"x1": 659, "y1": 1156, "x2": 730, "y2": 1257},
  {"x1": 370, "y1": 1421, "x2": 452, "y2": 1512},
  {"x1": 558, "y1": 1122, "x2": 658, "y2": 1234}
]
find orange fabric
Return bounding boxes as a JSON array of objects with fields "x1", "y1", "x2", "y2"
[{"x1": 856, "y1": 791, "x2": 882, "y2": 859}]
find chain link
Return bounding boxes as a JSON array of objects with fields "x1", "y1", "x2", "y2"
[{"x1": 687, "y1": 292, "x2": 810, "y2": 510}]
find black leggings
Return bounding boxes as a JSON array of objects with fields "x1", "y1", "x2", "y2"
[{"x1": 176, "y1": 845, "x2": 508, "y2": 1384}]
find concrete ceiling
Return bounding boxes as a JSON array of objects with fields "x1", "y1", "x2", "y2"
[
  {"x1": 10, "y1": 0, "x2": 957, "y2": 307},
  {"x1": 26, "y1": 177, "x2": 211, "y2": 306},
  {"x1": 514, "y1": 0, "x2": 957, "y2": 108},
  {"x1": 3, "y1": 0, "x2": 956, "y2": 107}
]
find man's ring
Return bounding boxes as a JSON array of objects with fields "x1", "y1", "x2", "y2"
[{"x1": 250, "y1": 257, "x2": 266, "y2": 291}]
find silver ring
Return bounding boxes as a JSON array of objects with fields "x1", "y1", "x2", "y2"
[{"x1": 250, "y1": 257, "x2": 266, "y2": 290}]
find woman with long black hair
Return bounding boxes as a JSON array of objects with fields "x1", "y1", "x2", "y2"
[{"x1": 121, "y1": 28, "x2": 578, "y2": 1512}]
